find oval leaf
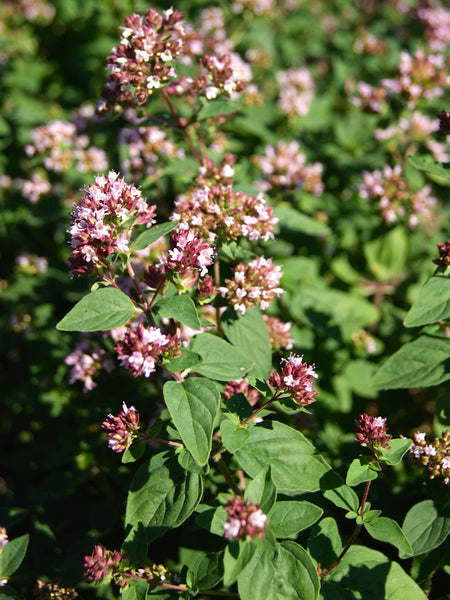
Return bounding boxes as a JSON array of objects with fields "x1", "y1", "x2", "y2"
[
  {"x1": 131, "y1": 221, "x2": 178, "y2": 251},
  {"x1": 153, "y1": 295, "x2": 202, "y2": 330},
  {"x1": 56, "y1": 287, "x2": 136, "y2": 331},
  {"x1": 245, "y1": 465, "x2": 277, "y2": 514},
  {"x1": 163, "y1": 378, "x2": 220, "y2": 466},
  {"x1": 404, "y1": 276, "x2": 450, "y2": 327},
  {"x1": 0, "y1": 534, "x2": 29, "y2": 578},
  {"x1": 125, "y1": 450, "x2": 203, "y2": 542},
  {"x1": 364, "y1": 516, "x2": 413, "y2": 555},
  {"x1": 402, "y1": 499, "x2": 450, "y2": 557},
  {"x1": 189, "y1": 333, "x2": 253, "y2": 381},
  {"x1": 270, "y1": 501, "x2": 323, "y2": 538}
]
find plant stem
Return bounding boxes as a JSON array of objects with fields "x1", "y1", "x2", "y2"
[
  {"x1": 216, "y1": 458, "x2": 242, "y2": 496},
  {"x1": 320, "y1": 479, "x2": 372, "y2": 581},
  {"x1": 161, "y1": 88, "x2": 203, "y2": 163},
  {"x1": 126, "y1": 259, "x2": 156, "y2": 326}
]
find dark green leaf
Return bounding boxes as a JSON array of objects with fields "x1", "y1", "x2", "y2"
[
  {"x1": 153, "y1": 295, "x2": 202, "y2": 330},
  {"x1": 56, "y1": 287, "x2": 136, "y2": 331},
  {"x1": 163, "y1": 379, "x2": 220, "y2": 466},
  {"x1": 0, "y1": 535, "x2": 29, "y2": 578},
  {"x1": 122, "y1": 441, "x2": 146, "y2": 464},
  {"x1": 308, "y1": 517, "x2": 342, "y2": 569},
  {"x1": 164, "y1": 349, "x2": 202, "y2": 373},
  {"x1": 234, "y1": 422, "x2": 331, "y2": 494},
  {"x1": 365, "y1": 517, "x2": 413, "y2": 555},
  {"x1": 125, "y1": 450, "x2": 203, "y2": 542},
  {"x1": 372, "y1": 335, "x2": 450, "y2": 389},
  {"x1": 224, "y1": 540, "x2": 258, "y2": 587},
  {"x1": 409, "y1": 154, "x2": 450, "y2": 180},
  {"x1": 121, "y1": 580, "x2": 148, "y2": 600},
  {"x1": 320, "y1": 471, "x2": 360, "y2": 513},
  {"x1": 346, "y1": 457, "x2": 378, "y2": 486},
  {"x1": 186, "y1": 551, "x2": 224, "y2": 592},
  {"x1": 189, "y1": 333, "x2": 253, "y2": 381},
  {"x1": 245, "y1": 465, "x2": 277, "y2": 514},
  {"x1": 404, "y1": 276, "x2": 450, "y2": 327},
  {"x1": 270, "y1": 501, "x2": 323, "y2": 538},
  {"x1": 220, "y1": 419, "x2": 251, "y2": 453},
  {"x1": 378, "y1": 438, "x2": 411, "y2": 465},
  {"x1": 221, "y1": 308, "x2": 272, "y2": 379},
  {"x1": 131, "y1": 222, "x2": 178, "y2": 251},
  {"x1": 402, "y1": 500, "x2": 450, "y2": 557}
]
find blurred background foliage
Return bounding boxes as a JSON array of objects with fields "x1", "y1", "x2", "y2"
[{"x1": 0, "y1": 0, "x2": 449, "y2": 596}]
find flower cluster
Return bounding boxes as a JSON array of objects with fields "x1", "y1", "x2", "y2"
[
  {"x1": 65, "y1": 340, "x2": 114, "y2": 392},
  {"x1": 276, "y1": 67, "x2": 315, "y2": 117},
  {"x1": 433, "y1": 238, "x2": 450, "y2": 269},
  {"x1": 33, "y1": 579, "x2": 78, "y2": 600},
  {"x1": 157, "y1": 224, "x2": 215, "y2": 279},
  {"x1": 358, "y1": 165, "x2": 437, "y2": 227},
  {"x1": 410, "y1": 430, "x2": 450, "y2": 484},
  {"x1": 68, "y1": 171, "x2": 157, "y2": 277},
  {"x1": 102, "y1": 402, "x2": 143, "y2": 452},
  {"x1": 18, "y1": 172, "x2": 52, "y2": 203},
  {"x1": 195, "y1": 154, "x2": 236, "y2": 187},
  {"x1": 120, "y1": 126, "x2": 184, "y2": 180},
  {"x1": 84, "y1": 544, "x2": 169, "y2": 588},
  {"x1": 219, "y1": 257, "x2": 284, "y2": 314},
  {"x1": 355, "y1": 414, "x2": 391, "y2": 451},
  {"x1": 417, "y1": 5, "x2": 450, "y2": 52},
  {"x1": 350, "y1": 81, "x2": 388, "y2": 113},
  {"x1": 115, "y1": 323, "x2": 180, "y2": 378},
  {"x1": 381, "y1": 49, "x2": 450, "y2": 109},
  {"x1": 223, "y1": 379, "x2": 260, "y2": 406},
  {"x1": 263, "y1": 315, "x2": 294, "y2": 350},
  {"x1": 223, "y1": 497, "x2": 267, "y2": 540},
  {"x1": 172, "y1": 185, "x2": 277, "y2": 243},
  {"x1": 99, "y1": 8, "x2": 185, "y2": 112},
  {"x1": 16, "y1": 252, "x2": 48, "y2": 274},
  {"x1": 267, "y1": 353, "x2": 318, "y2": 407},
  {"x1": 254, "y1": 140, "x2": 324, "y2": 194},
  {"x1": 25, "y1": 119, "x2": 107, "y2": 174}
]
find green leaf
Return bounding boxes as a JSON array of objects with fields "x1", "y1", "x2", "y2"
[
  {"x1": 164, "y1": 349, "x2": 202, "y2": 373},
  {"x1": 270, "y1": 501, "x2": 323, "y2": 538},
  {"x1": 372, "y1": 335, "x2": 450, "y2": 389},
  {"x1": 237, "y1": 541, "x2": 320, "y2": 600},
  {"x1": 197, "y1": 98, "x2": 242, "y2": 121},
  {"x1": 121, "y1": 580, "x2": 149, "y2": 600},
  {"x1": 221, "y1": 308, "x2": 272, "y2": 379},
  {"x1": 220, "y1": 419, "x2": 251, "y2": 453},
  {"x1": 131, "y1": 222, "x2": 178, "y2": 251},
  {"x1": 245, "y1": 465, "x2": 277, "y2": 514},
  {"x1": 320, "y1": 471, "x2": 360, "y2": 512},
  {"x1": 153, "y1": 295, "x2": 202, "y2": 330},
  {"x1": 122, "y1": 441, "x2": 146, "y2": 464},
  {"x1": 189, "y1": 333, "x2": 253, "y2": 381},
  {"x1": 0, "y1": 534, "x2": 29, "y2": 577},
  {"x1": 402, "y1": 500, "x2": 450, "y2": 557},
  {"x1": 275, "y1": 204, "x2": 331, "y2": 236},
  {"x1": 364, "y1": 227, "x2": 408, "y2": 281},
  {"x1": 224, "y1": 540, "x2": 258, "y2": 587},
  {"x1": 409, "y1": 154, "x2": 450, "y2": 180},
  {"x1": 234, "y1": 421, "x2": 331, "y2": 494},
  {"x1": 163, "y1": 379, "x2": 220, "y2": 466},
  {"x1": 125, "y1": 450, "x2": 203, "y2": 542},
  {"x1": 186, "y1": 551, "x2": 224, "y2": 592},
  {"x1": 346, "y1": 457, "x2": 378, "y2": 486},
  {"x1": 404, "y1": 276, "x2": 450, "y2": 327},
  {"x1": 327, "y1": 545, "x2": 427, "y2": 599},
  {"x1": 226, "y1": 393, "x2": 254, "y2": 420},
  {"x1": 308, "y1": 517, "x2": 342, "y2": 569},
  {"x1": 378, "y1": 438, "x2": 412, "y2": 465},
  {"x1": 195, "y1": 504, "x2": 228, "y2": 537},
  {"x1": 365, "y1": 517, "x2": 413, "y2": 555},
  {"x1": 56, "y1": 287, "x2": 136, "y2": 331}
]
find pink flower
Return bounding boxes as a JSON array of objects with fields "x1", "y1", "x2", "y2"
[
  {"x1": 65, "y1": 340, "x2": 114, "y2": 392},
  {"x1": 219, "y1": 257, "x2": 284, "y2": 314},
  {"x1": 277, "y1": 67, "x2": 315, "y2": 117},
  {"x1": 102, "y1": 402, "x2": 143, "y2": 452},
  {"x1": 223, "y1": 497, "x2": 267, "y2": 540},
  {"x1": 410, "y1": 430, "x2": 450, "y2": 484},
  {"x1": 267, "y1": 353, "x2": 318, "y2": 407},
  {"x1": 157, "y1": 225, "x2": 215, "y2": 278},
  {"x1": 433, "y1": 239, "x2": 450, "y2": 269},
  {"x1": 84, "y1": 545, "x2": 123, "y2": 583},
  {"x1": 223, "y1": 379, "x2": 260, "y2": 406},
  {"x1": 115, "y1": 323, "x2": 179, "y2": 378},
  {"x1": 355, "y1": 414, "x2": 391, "y2": 450},
  {"x1": 263, "y1": 315, "x2": 294, "y2": 350}
]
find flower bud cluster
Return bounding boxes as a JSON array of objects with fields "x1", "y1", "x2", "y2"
[
  {"x1": 355, "y1": 414, "x2": 391, "y2": 451},
  {"x1": 267, "y1": 353, "x2": 318, "y2": 407},
  {"x1": 276, "y1": 67, "x2": 315, "y2": 118},
  {"x1": 99, "y1": 8, "x2": 185, "y2": 112},
  {"x1": 433, "y1": 238, "x2": 450, "y2": 269},
  {"x1": 381, "y1": 49, "x2": 450, "y2": 109},
  {"x1": 64, "y1": 340, "x2": 114, "y2": 392},
  {"x1": 115, "y1": 323, "x2": 180, "y2": 378},
  {"x1": 120, "y1": 126, "x2": 185, "y2": 180},
  {"x1": 84, "y1": 544, "x2": 169, "y2": 588},
  {"x1": 358, "y1": 165, "x2": 437, "y2": 227},
  {"x1": 223, "y1": 497, "x2": 267, "y2": 540},
  {"x1": 68, "y1": 171, "x2": 157, "y2": 277},
  {"x1": 263, "y1": 315, "x2": 294, "y2": 350},
  {"x1": 102, "y1": 402, "x2": 143, "y2": 452},
  {"x1": 33, "y1": 579, "x2": 78, "y2": 600},
  {"x1": 25, "y1": 119, "x2": 107, "y2": 174},
  {"x1": 219, "y1": 257, "x2": 284, "y2": 314},
  {"x1": 254, "y1": 140, "x2": 324, "y2": 194},
  {"x1": 157, "y1": 224, "x2": 215, "y2": 278},
  {"x1": 172, "y1": 185, "x2": 277, "y2": 243},
  {"x1": 410, "y1": 430, "x2": 450, "y2": 484}
]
